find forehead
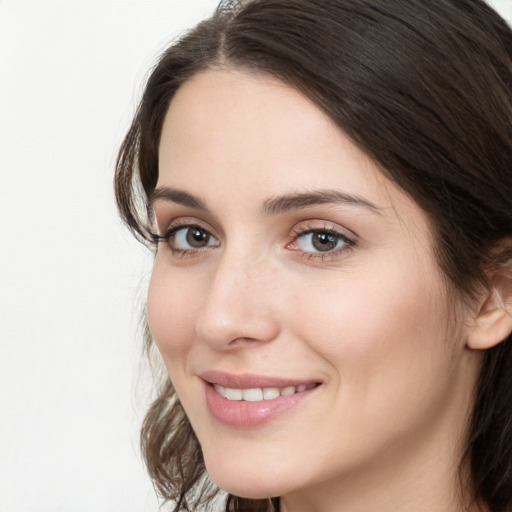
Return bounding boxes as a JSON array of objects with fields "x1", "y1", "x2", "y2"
[{"x1": 157, "y1": 69, "x2": 416, "y2": 220}]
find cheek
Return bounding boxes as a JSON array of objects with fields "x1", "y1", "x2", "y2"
[
  {"x1": 281, "y1": 267, "x2": 459, "y2": 458},
  {"x1": 287, "y1": 260, "x2": 452, "y2": 393},
  {"x1": 146, "y1": 262, "x2": 200, "y2": 358}
]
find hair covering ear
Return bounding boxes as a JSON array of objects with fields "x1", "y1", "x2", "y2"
[{"x1": 467, "y1": 266, "x2": 512, "y2": 350}]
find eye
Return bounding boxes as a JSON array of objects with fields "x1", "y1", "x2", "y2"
[
  {"x1": 288, "y1": 225, "x2": 355, "y2": 258},
  {"x1": 158, "y1": 224, "x2": 220, "y2": 253},
  {"x1": 174, "y1": 226, "x2": 217, "y2": 249},
  {"x1": 296, "y1": 231, "x2": 347, "y2": 253}
]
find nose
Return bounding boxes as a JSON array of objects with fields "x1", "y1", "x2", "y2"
[{"x1": 194, "y1": 251, "x2": 281, "y2": 350}]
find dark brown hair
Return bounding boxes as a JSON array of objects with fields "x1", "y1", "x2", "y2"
[{"x1": 115, "y1": 1, "x2": 512, "y2": 510}]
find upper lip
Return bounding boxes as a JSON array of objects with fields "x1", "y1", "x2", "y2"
[{"x1": 199, "y1": 370, "x2": 320, "y2": 389}]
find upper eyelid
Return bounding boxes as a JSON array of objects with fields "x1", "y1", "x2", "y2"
[
  {"x1": 164, "y1": 225, "x2": 218, "y2": 246},
  {"x1": 158, "y1": 217, "x2": 218, "y2": 236},
  {"x1": 150, "y1": 221, "x2": 216, "y2": 248},
  {"x1": 153, "y1": 215, "x2": 357, "y2": 247},
  {"x1": 151, "y1": 203, "x2": 218, "y2": 230},
  {"x1": 152, "y1": 199, "x2": 359, "y2": 232},
  {"x1": 294, "y1": 227, "x2": 354, "y2": 242},
  {"x1": 288, "y1": 220, "x2": 357, "y2": 251},
  {"x1": 155, "y1": 224, "x2": 220, "y2": 254},
  {"x1": 291, "y1": 227, "x2": 355, "y2": 247},
  {"x1": 291, "y1": 220, "x2": 357, "y2": 240}
]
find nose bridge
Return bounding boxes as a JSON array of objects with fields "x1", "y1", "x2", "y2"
[{"x1": 195, "y1": 245, "x2": 279, "y2": 348}]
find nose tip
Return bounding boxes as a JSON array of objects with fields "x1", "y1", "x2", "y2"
[
  {"x1": 195, "y1": 314, "x2": 278, "y2": 349},
  {"x1": 194, "y1": 260, "x2": 280, "y2": 350}
]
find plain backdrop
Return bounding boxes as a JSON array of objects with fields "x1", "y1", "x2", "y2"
[
  {"x1": 0, "y1": 2, "x2": 220, "y2": 511},
  {"x1": 1, "y1": 1, "x2": 511, "y2": 511}
]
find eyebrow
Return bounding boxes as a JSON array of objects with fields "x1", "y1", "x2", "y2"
[
  {"x1": 149, "y1": 187, "x2": 208, "y2": 211},
  {"x1": 149, "y1": 186, "x2": 381, "y2": 216},
  {"x1": 262, "y1": 190, "x2": 381, "y2": 215}
]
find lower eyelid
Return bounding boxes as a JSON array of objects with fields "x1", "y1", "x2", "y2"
[
  {"x1": 287, "y1": 227, "x2": 356, "y2": 258},
  {"x1": 156, "y1": 219, "x2": 354, "y2": 260},
  {"x1": 161, "y1": 225, "x2": 221, "y2": 256}
]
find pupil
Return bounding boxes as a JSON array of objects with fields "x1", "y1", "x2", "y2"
[
  {"x1": 312, "y1": 232, "x2": 337, "y2": 252},
  {"x1": 186, "y1": 228, "x2": 209, "y2": 248}
]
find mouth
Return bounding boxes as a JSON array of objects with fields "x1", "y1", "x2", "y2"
[{"x1": 200, "y1": 371, "x2": 322, "y2": 427}]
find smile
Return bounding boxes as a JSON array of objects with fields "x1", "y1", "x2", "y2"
[
  {"x1": 201, "y1": 372, "x2": 322, "y2": 427},
  {"x1": 213, "y1": 383, "x2": 318, "y2": 401}
]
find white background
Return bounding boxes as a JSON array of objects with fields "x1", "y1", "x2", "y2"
[
  {"x1": 1, "y1": 1, "x2": 511, "y2": 511},
  {"x1": 0, "y1": 2, "x2": 219, "y2": 511}
]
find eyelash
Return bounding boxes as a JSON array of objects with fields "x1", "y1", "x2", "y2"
[
  {"x1": 153, "y1": 222, "x2": 218, "y2": 257},
  {"x1": 288, "y1": 223, "x2": 355, "y2": 260},
  {"x1": 153, "y1": 221, "x2": 355, "y2": 260}
]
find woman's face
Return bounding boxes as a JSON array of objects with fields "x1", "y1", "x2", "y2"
[{"x1": 148, "y1": 70, "x2": 481, "y2": 506}]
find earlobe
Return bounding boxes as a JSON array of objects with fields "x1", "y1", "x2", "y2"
[{"x1": 467, "y1": 282, "x2": 512, "y2": 350}]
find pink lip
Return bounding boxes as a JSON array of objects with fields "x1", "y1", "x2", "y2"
[
  {"x1": 200, "y1": 369, "x2": 317, "y2": 389},
  {"x1": 200, "y1": 370, "x2": 321, "y2": 428}
]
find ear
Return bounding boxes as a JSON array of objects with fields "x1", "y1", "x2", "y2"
[{"x1": 466, "y1": 269, "x2": 512, "y2": 350}]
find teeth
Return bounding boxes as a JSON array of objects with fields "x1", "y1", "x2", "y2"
[
  {"x1": 263, "y1": 387, "x2": 280, "y2": 400},
  {"x1": 225, "y1": 387, "x2": 243, "y2": 400},
  {"x1": 280, "y1": 386, "x2": 296, "y2": 396},
  {"x1": 242, "y1": 388, "x2": 264, "y2": 401},
  {"x1": 214, "y1": 383, "x2": 315, "y2": 401},
  {"x1": 214, "y1": 384, "x2": 225, "y2": 396}
]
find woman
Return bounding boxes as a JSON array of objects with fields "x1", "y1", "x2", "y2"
[{"x1": 115, "y1": 1, "x2": 512, "y2": 511}]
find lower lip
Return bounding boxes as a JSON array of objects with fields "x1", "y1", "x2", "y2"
[{"x1": 204, "y1": 383, "x2": 318, "y2": 428}]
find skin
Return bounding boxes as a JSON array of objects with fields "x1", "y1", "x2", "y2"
[{"x1": 148, "y1": 69, "x2": 486, "y2": 512}]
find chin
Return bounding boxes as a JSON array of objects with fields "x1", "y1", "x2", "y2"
[{"x1": 204, "y1": 455, "x2": 293, "y2": 499}]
